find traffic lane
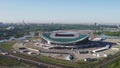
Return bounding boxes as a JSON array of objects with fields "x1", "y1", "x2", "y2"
[
  {"x1": 0, "y1": 54, "x2": 55, "y2": 68},
  {"x1": 0, "y1": 49, "x2": 63, "y2": 68},
  {"x1": 0, "y1": 48, "x2": 51, "y2": 68},
  {"x1": 0, "y1": 48, "x2": 75, "y2": 68}
]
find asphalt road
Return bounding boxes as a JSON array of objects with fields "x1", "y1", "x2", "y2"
[{"x1": 0, "y1": 48, "x2": 76, "y2": 68}]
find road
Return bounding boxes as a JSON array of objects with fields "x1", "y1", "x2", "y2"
[{"x1": 0, "y1": 48, "x2": 75, "y2": 68}]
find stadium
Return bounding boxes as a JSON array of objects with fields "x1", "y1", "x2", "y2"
[{"x1": 41, "y1": 30, "x2": 94, "y2": 49}]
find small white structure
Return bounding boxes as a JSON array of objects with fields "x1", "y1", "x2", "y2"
[
  {"x1": 65, "y1": 54, "x2": 73, "y2": 60},
  {"x1": 104, "y1": 54, "x2": 108, "y2": 57},
  {"x1": 24, "y1": 40, "x2": 29, "y2": 43},
  {"x1": 47, "y1": 41, "x2": 51, "y2": 44},
  {"x1": 6, "y1": 26, "x2": 14, "y2": 30},
  {"x1": 92, "y1": 37, "x2": 102, "y2": 41},
  {"x1": 96, "y1": 54, "x2": 100, "y2": 58},
  {"x1": 84, "y1": 58, "x2": 87, "y2": 62}
]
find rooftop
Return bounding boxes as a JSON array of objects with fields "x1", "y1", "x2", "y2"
[{"x1": 41, "y1": 32, "x2": 89, "y2": 43}]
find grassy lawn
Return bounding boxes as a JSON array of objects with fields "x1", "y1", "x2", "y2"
[
  {"x1": 0, "y1": 41, "x2": 38, "y2": 67},
  {"x1": 102, "y1": 56, "x2": 120, "y2": 68},
  {"x1": 0, "y1": 41, "x2": 16, "y2": 50},
  {"x1": 37, "y1": 55, "x2": 97, "y2": 67},
  {"x1": 96, "y1": 51, "x2": 120, "y2": 68}
]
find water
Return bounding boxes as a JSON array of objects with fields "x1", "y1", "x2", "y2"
[{"x1": 0, "y1": 35, "x2": 33, "y2": 43}]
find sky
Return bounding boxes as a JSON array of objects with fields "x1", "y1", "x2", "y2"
[{"x1": 0, "y1": 0, "x2": 120, "y2": 24}]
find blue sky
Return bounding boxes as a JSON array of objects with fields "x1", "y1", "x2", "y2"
[{"x1": 0, "y1": 0, "x2": 120, "y2": 24}]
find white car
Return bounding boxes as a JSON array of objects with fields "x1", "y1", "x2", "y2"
[{"x1": 27, "y1": 52, "x2": 36, "y2": 55}]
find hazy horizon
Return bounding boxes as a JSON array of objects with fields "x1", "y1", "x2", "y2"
[{"x1": 0, "y1": 0, "x2": 120, "y2": 24}]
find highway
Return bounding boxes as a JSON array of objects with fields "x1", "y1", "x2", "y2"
[{"x1": 0, "y1": 48, "x2": 75, "y2": 68}]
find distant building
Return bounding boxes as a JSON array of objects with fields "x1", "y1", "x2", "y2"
[
  {"x1": 118, "y1": 25, "x2": 120, "y2": 28},
  {"x1": 6, "y1": 26, "x2": 14, "y2": 30}
]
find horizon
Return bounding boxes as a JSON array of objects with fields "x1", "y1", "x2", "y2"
[
  {"x1": 0, "y1": 21, "x2": 120, "y2": 25},
  {"x1": 0, "y1": 0, "x2": 120, "y2": 24}
]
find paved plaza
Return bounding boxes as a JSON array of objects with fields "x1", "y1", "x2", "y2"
[{"x1": 13, "y1": 38, "x2": 120, "y2": 61}]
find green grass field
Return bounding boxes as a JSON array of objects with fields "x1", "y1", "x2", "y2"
[
  {"x1": 102, "y1": 56, "x2": 120, "y2": 68},
  {"x1": 37, "y1": 55, "x2": 97, "y2": 67},
  {"x1": 0, "y1": 41, "x2": 37, "y2": 67},
  {"x1": 0, "y1": 41, "x2": 16, "y2": 50}
]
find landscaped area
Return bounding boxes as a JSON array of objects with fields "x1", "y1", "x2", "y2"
[
  {"x1": 107, "y1": 58, "x2": 120, "y2": 68},
  {"x1": 36, "y1": 55, "x2": 98, "y2": 67},
  {"x1": 0, "y1": 41, "x2": 16, "y2": 50}
]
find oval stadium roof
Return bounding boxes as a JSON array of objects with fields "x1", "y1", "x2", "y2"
[{"x1": 41, "y1": 32, "x2": 89, "y2": 44}]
